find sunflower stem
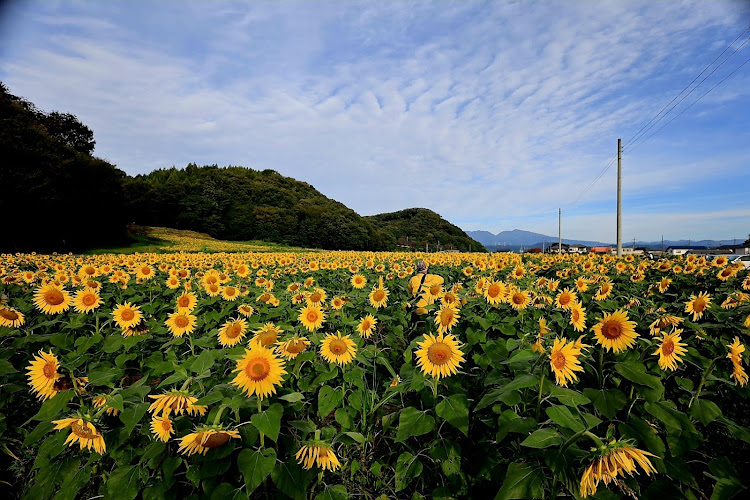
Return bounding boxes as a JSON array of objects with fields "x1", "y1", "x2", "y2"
[
  {"x1": 536, "y1": 372, "x2": 545, "y2": 419},
  {"x1": 179, "y1": 377, "x2": 193, "y2": 391},
  {"x1": 598, "y1": 348, "x2": 605, "y2": 388},
  {"x1": 584, "y1": 431, "x2": 605, "y2": 449},
  {"x1": 258, "y1": 397, "x2": 265, "y2": 447},
  {"x1": 689, "y1": 357, "x2": 718, "y2": 409},
  {"x1": 212, "y1": 404, "x2": 228, "y2": 426}
]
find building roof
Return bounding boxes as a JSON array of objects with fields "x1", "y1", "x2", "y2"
[{"x1": 666, "y1": 246, "x2": 707, "y2": 250}]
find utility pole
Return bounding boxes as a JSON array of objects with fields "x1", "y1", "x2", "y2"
[
  {"x1": 616, "y1": 138, "x2": 622, "y2": 257},
  {"x1": 633, "y1": 237, "x2": 636, "y2": 248},
  {"x1": 558, "y1": 208, "x2": 562, "y2": 254},
  {"x1": 661, "y1": 235, "x2": 664, "y2": 253}
]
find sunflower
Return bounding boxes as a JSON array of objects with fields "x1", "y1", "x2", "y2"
[
  {"x1": 415, "y1": 332, "x2": 464, "y2": 380},
  {"x1": 112, "y1": 302, "x2": 143, "y2": 330},
  {"x1": 648, "y1": 314, "x2": 683, "y2": 336},
  {"x1": 218, "y1": 319, "x2": 248, "y2": 347},
  {"x1": 357, "y1": 314, "x2": 377, "y2": 338},
  {"x1": 434, "y1": 304, "x2": 459, "y2": 334},
  {"x1": 165, "y1": 276, "x2": 181, "y2": 289},
  {"x1": 150, "y1": 415, "x2": 174, "y2": 442},
  {"x1": 727, "y1": 337, "x2": 748, "y2": 387},
  {"x1": 135, "y1": 264, "x2": 155, "y2": 280},
  {"x1": 579, "y1": 442, "x2": 657, "y2": 498},
  {"x1": 231, "y1": 345, "x2": 287, "y2": 399},
  {"x1": 296, "y1": 443, "x2": 341, "y2": 471},
  {"x1": 351, "y1": 274, "x2": 367, "y2": 289},
  {"x1": 369, "y1": 286, "x2": 389, "y2": 309},
  {"x1": 175, "y1": 291, "x2": 198, "y2": 312},
  {"x1": 148, "y1": 391, "x2": 208, "y2": 417},
  {"x1": 508, "y1": 288, "x2": 530, "y2": 311},
  {"x1": 320, "y1": 332, "x2": 357, "y2": 365},
  {"x1": 653, "y1": 329, "x2": 688, "y2": 371},
  {"x1": 298, "y1": 304, "x2": 325, "y2": 332},
  {"x1": 237, "y1": 304, "x2": 254, "y2": 318},
  {"x1": 275, "y1": 336, "x2": 310, "y2": 360},
  {"x1": 165, "y1": 311, "x2": 197, "y2": 337},
  {"x1": 251, "y1": 323, "x2": 282, "y2": 347},
  {"x1": 178, "y1": 425, "x2": 241, "y2": 456},
  {"x1": 657, "y1": 277, "x2": 671, "y2": 293},
  {"x1": 555, "y1": 288, "x2": 577, "y2": 310},
  {"x1": 549, "y1": 337, "x2": 586, "y2": 387},
  {"x1": 569, "y1": 302, "x2": 586, "y2": 332},
  {"x1": 685, "y1": 291, "x2": 711, "y2": 321},
  {"x1": 72, "y1": 288, "x2": 102, "y2": 314},
  {"x1": 306, "y1": 288, "x2": 327, "y2": 306},
  {"x1": 330, "y1": 296, "x2": 345, "y2": 310},
  {"x1": 52, "y1": 417, "x2": 106, "y2": 454},
  {"x1": 0, "y1": 306, "x2": 25, "y2": 328},
  {"x1": 591, "y1": 309, "x2": 638, "y2": 353},
  {"x1": 26, "y1": 350, "x2": 61, "y2": 401},
  {"x1": 484, "y1": 280, "x2": 506, "y2": 305},
  {"x1": 93, "y1": 395, "x2": 119, "y2": 416},
  {"x1": 33, "y1": 284, "x2": 71, "y2": 314},
  {"x1": 221, "y1": 285, "x2": 240, "y2": 301}
]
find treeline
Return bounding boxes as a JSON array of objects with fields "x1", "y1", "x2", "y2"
[{"x1": 0, "y1": 83, "x2": 485, "y2": 253}]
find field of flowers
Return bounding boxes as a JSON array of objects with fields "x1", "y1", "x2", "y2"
[{"x1": 1, "y1": 250, "x2": 749, "y2": 499}]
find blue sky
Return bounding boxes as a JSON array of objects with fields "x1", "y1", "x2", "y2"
[{"x1": 1, "y1": 1, "x2": 749, "y2": 242}]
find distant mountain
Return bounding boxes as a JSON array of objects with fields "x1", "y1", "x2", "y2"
[{"x1": 366, "y1": 208, "x2": 486, "y2": 252}]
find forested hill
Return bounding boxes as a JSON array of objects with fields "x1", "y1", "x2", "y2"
[
  {"x1": 365, "y1": 208, "x2": 486, "y2": 252},
  {"x1": 122, "y1": 166, "x2": 388, "y2": 250},
  {"x1": 1, "y1": 83, "x2": 484, "y2": 252}
]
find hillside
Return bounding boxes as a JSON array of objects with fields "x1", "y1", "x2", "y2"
[{"x1": 366, "y1": 208, "x2": 486, "y2": 252}]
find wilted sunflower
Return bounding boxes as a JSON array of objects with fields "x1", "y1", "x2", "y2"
[
  {"x1": 549, "y1": 337, "x2": 586, "y2": 387},
  {"x1": 150, "y1": 415, "x2": 174, "y2": 442},
  {"x1": 320, "y1": 332, "x2": 357, "y2": 365},
  {"x1": 357, "y1": 314, "x2": 377, "y2": 338},
  {"x1": 148, "y1": 390, "x2": 208, "y2": 417},
  {"x1": 33, "y1": 284, "x2": 71, "y2": 314},
  {"x1": 52, "y1": 417, "x2": 106, "y2": 454},
  {"x1": 579, "y1": 442, "x2": 657, "y2": 498},
  {"x1": 231, "y1": 345, "x2": 287, "y2": 399},
  {"x1": 26, "y1": 350, "x2": 61, "y2": 400},
  {"x1": 570, "y1": 302, "x2": 587, "y2": 332},
  {"x1": 251, "y1": 322, "x2": 282, "y2": 347},
  {"x1": 275, "y1": 336, "x2": 310, "y2": 360},
  {"x1": 73, "y1": 288, "x2": 102, "y2": 314},
  {"x1": 218, "y1": 319, "x2": 248, "y2": 347},
  {"x1": 434, "y1": 304, "x2": 460, "y2": 334},
  {"x1": 415, "y1": 332, "x2": 465, "y2": 380},
  {"x1": 112, "y1": 302, "x2": 143, "y2": 330},
  {"x1": 93, "y1": 395, "x2": 119, "y2": 416},
  {"x1": 591, "y1": 309, "x2": 638, "y2": 353},
  {"x1": 165, "y1": 311, "x2": 197, "y2": 337},
  {"x1": 648, "y1": 314, "x2": 683, "y2": 336},
  {"x1": 0, "y1": 306, "x2": 25, "y2": 327},
  {"x1": 369, "y1": 286, "x2": 389, "y2": 309},
  {"x1": 237, "y1": 303, "x2": 254, "y2": 318},
  {"x1": 727, "y1": 337, "x2": 748, "y2": 387},
  {"x1": 653, "y1": 329, "x2": 688, "y2": 371},
  {"x1": 685, "y1": 291, "x2": 711, "y2": 321},
  {"x1": 178, "y1": 425, "x2": 240, "y2": 456},
  {"x1": 298, "y1": 304, "x2": 325, "y2": 331},
  {"x1": 296, "y1": 443, "x2": 341, "y2": 471},
  {"x1": 175, "y1": 291, "x2": 198, "y2": 312}
]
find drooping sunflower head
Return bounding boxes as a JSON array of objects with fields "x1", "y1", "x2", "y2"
[
  {"x1": 295, "y1": 442, "x2": 342, "y2": 471},
  {"x1": 52, "y1": 417, "x2": 106, "y2": 454},
  {"x1": 218, "y1": 319, "x2": 248, "y2": 347},
  {"x1": 231, "y1": 345, "x2": 287, "y2": 400},
  {"x1": 178, "y1": 425, "x2": 240, "y2": 456},
  {"x1": 26, "y1": 350, "x2": 61, "y2": 401},
  {"x1": 653, "y1": 329, "x2": 688, "y2": 372},
  {"x1": 320, "y1": 331, "x2": 357, "y2": 365},
  {"x1": 251, "y1": 322, "x2": 282, "y2": 347},
  {"x1": 434, "y1": 304, "x2": 460, "y2": 333},
  {"x1": 148, "y1": 390, "x2": 207, "y2": 417},
  {"x1": 415, "y1": 332, "x2": 465, "y2": 380},
  {"x1": 591, "y1": 309, "x2": 638, "y2": 353},
  {"x1": 275, "y1": 336, "x2": 310, "y2": 360},
  {"x1": 0, "y1": 306, "x2": 25, "y2": 328},
  {"x1": 579, "y1": 441, "x2": 657, "y2": 498}
]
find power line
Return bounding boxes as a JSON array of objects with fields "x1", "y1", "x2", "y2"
[
  {"x1": 562, "y1": 153, "x2": 618, "y2": 212},
  {"x1": 622, "y1": 24, "x2": 750, "y2": 150}
]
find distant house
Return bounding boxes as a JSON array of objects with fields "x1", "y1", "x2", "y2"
[
  {"x1": 666, "y1": 246, "x2": 707, "y2": 256},
  {"x1": 546, "y1": 242, "x2": 570, "y2": 253},
  {"x1": 718, "y1": 244, "x2": 750, "y2": 255},
  {"x1": 618, "y1": 247, "x2": 644, "y2": 255},
  {"x1": 590, "y1": 246, "x2": 612, "y2": 254},
  {"x1": 568, "y1": 244, "x2": 588, "y2": 254}
]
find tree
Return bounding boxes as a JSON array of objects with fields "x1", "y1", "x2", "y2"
[{"x1": 40, "y1": 111, "x2": 96, "y2": 155}]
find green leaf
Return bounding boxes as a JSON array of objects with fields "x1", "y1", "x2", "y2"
[
  {"x1": 280, "y1": 392, "x2": 306, "y2": 403},
  {"x1": 271, "y1": 458, "x2": 313, "y2": 500},
  {"x1": 547, "y1": 385, "x2": 590, "y2": 407},
  {"x1": 545, "y1": 405, "x2": 585, "y2": 433},
  {"x1": 191, "y1": 349, "x2": 215, "y2": 374},
  {"x1": 29, "y1": 391, "x2": 75, "y2": 422},
  {"x1": 495, "y1": 461, "x2": 545, "y2": 499},
  {"x1": 436, "y1": 394, "x2": 470, "y2": 436},
  {"x1": 314, "y1": 485, "x2": 348, "y2": 500},
  {"x1": 251, "y1": 403, "x2": 283, "y2": 442},
  {"x1": 619, "y1": 418, "x2": 666, "y2": 463},
  {"x1": 106, "y1": 465, "x2": 141, "y2": 500},
  {"x1": 194, "y1": 391, "x2": 225, "y2": 406},
  {"x1": 395, "y1": 452, "x2": 423, "y2": 492},
  {"x1": 476, "y1": 375, "x2": 539, "y2": 411},
  {"x1": 340, "y1": 431, "x2": 365, "y2": 444},
  {"x1": 318, "y1": 385, "x2": 343, "y2": 418},
  {"x1": 520, "y1": 428, "x2": 562, "y2": 448},
  {"x1": 86, "y1": 369, "x2": 120, "y2": 386},
  {"x1": 24, "y1": 421, "x2": 54, "y2": 446},
  {"x1": 615, "y1": 360, "x2": 664, "y2": 401},
  {"x1": 0, "y1": 359, "x2": 18, "y2": 375},
  {"x1": 395, "y1": 407, "x2": 435, "y2": 442},
  {"x1": 238, "y1": 448, "x2": 276, "y2": 494},
  {"x1": 503, "y1": 350, "x2": 538, "y2": 364},
  {"x1": 119, "y1": 402, "x2": 150, "y2": 434},
  {"x1": 582, "y1": 388, "x2": 627, "y2": 419},
  {"x1": 691, "y1": 399, "x2": 722, "y2": 426},
  {"x1": 209, "y1": 483, "x2": 246, "y2": 500}
]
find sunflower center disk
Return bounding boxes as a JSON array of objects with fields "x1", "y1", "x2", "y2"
[
  {"x1": 227, "y1": 325, "x2": 242, "y2": 339},
  {"x1": 552, "y1": 351, "x2": 567, "y2": 369},
  {"x1": 427, "y1": 343, "x2": 452, "y2": 365},
  {"x1": 203, "y1": 432, "x2": 231, "y2": 449},
  {"x1": 373, "y1": 291, "x2": 385, "y2": 301},
  {"x1": 71, "y1": 422, "x2": 98, "y2": 440},
  {"x1": 513, "y1": 294, "x2": 524, "y2": 305},
  {"x1": 662, "y1": 340, "x2": 675, "y2": 355},
  {"x1": 42, "y1": 362, "x2": 56, "y2": 378},
  {"x1": 488, "y1": 285, "x2": 500, "y2": 297},
  {"x1": 121, "y1": 310, "x2": 134, "y2": 321},
  {"x1": 246, "y1": 358, "x2": 271, "y2": 381},
  {"x1": 602, "y1": 322, "x2": 622, "y2": 340},
  {"x1": 329, "y1": 339, "x2": 347, "y2": 355},
  {"x1": 83, "y1": 295, "x2": 96, "y2": 306},
  {"x1": 45, "y1": 291, "x2": 64, "y2": 305},
  {"x1": 176, "y1": 316, "x2": 189, "y2": 328},
  {"x1": 693, "y1": 299, "x2": 706, "y2": 313},
  {"x1": 0, "y1": 308, "x2": 18, "y2": 320},
  {"x1": 306, "y1": 311, "x2": 318, "y2": 323}
]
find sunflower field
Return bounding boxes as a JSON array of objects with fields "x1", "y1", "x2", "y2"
[{"x1": 1, "y1": 250, "x2": 750, "y2": 499}]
